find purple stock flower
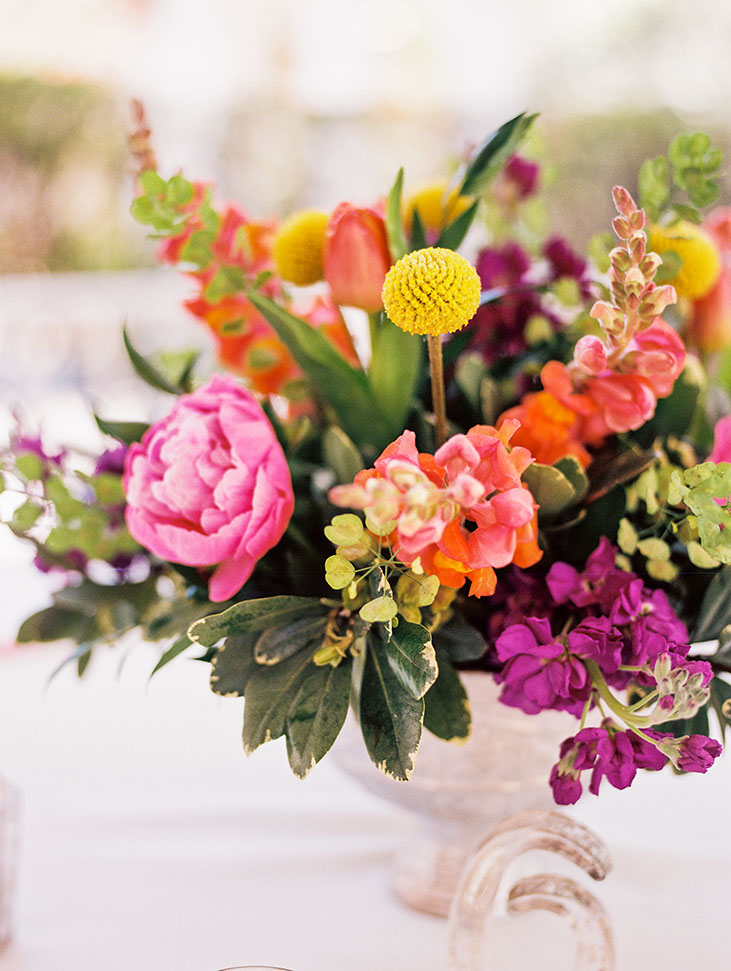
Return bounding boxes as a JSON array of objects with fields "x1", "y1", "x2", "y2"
[
  {"x1": 676, "y1": 735, "x2": 722, "y2": 773},
  {"x1": 547, "y1": 537, "x2": 631, "y2": 610},
  {"x1": 567, "y1": 615, "x2": 624, "y2": 673},
  {"x1": 495, "y1": 617, "x2": 591, "y2": 716},
  {"x1": 610, "y1": 578, "x2": 689, "y2": 666},
  {"x1": 94, "y1": 444, "x2": 128, "y2": 477},
  {"x1": 495, "y1": 154, "x2": 540, "y2": 206},
  {"x1": 549, "y1": 725, "x2": 669, "y2": 805},
  {"x1": 543, "y1": 236, "x2": 594, "y2": 300}
]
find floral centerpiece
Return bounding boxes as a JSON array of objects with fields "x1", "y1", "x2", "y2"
[{"x1": 3, "y1": 109, "x2": 731, "y2": 805}]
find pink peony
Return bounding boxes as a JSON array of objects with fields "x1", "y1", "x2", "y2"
[{"x1": 123, "y1": 375, "x2": 294, "y2": 602}]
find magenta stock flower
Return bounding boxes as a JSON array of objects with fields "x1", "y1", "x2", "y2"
[
  {"x1": 676, "y1": 735, "x2": 723, "y2": 773},
  {"x1": 124, "y1": 375, "x2": 294, "y2": 602}
]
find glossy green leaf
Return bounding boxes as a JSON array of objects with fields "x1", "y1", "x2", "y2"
[
  {"x1": 322, "y1": 426, "x2": 364, "y2": 484},
  {"x1": 431, "y1": 614, "x2": 487, "y2": 663},
  {"x1": 385, "y1": 167, "x2": 408, "y2": 261},
  {"x1": 123, "y1": 325, "x2": 183, "y2": 395},
  {"x1": 359, "y1": 636, "x2": 424, "y2": 780},
  {"x1": 188, "y1": 596, "x2": 325, "y2": 648},
  {"x1": 423, "y1": 650, "x2": 471, "y2": 741},
  {"x1": 16, "y1": 606, "x2": 96, "y2": 644},
  {"x1": 94, "y1": 415, "x2": 150, "y2": 445},
  {"x1": 369, "y1": 313, "x2": 423, "y2": 437},
  {"x1": 247, "y1": 293, "x2": 393, "y2": 450},
  {"x1": 285, "y1": 659, "x2": 351, "y2": 777},
  {"x1": 243, "y1": 644, "x2": 321, "y2": 754},
  {"x1": 522, "y1": 462, "x2": 578, "y2": 519},
  {"x1": 435, "y1": 199, "x2": 479, "y2": 251},
  {"x1": 410, "y1": 208, "x2": 427, "y2": 250},
  {"x1": 456, "y1": 112, "x2": 538, "y2": 197},
  {"x1": 384, "y1": 620, "x2": 437, "y2": 699},
  {"x1": 150, "y1": 634, "x2": 193, "y2": 677},
  {"x1": 693, "y1": 566, "x2": 731, "y2": 642},
  {"x1": 554, "y1": 455, "x2": 589, "y2": 504},
  {"x1": 254, "y1": 614, "x2": 328, "y2": 665},
  {"x1": 209, "y1": 634, "x2": 258, "y2": 697}
]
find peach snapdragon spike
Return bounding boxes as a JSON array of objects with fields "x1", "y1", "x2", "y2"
[
  {"x1": 503, "y1": 188, "x2": 685, "y2": 467},
  {"x1": 329, "y1": 421, "x2": 542, "y2": 597}
]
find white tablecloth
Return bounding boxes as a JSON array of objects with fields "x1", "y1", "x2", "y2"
[{"x1": 0, "y1": 606, "x2": 730, "y2": 970}]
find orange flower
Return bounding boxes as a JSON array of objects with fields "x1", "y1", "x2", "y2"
[
  {"x1": 324, "y1": 203, "x2": 392, "y2": 312},
  {"x1": 500, "y1": 390, "x2": 592, "y2": 468}
]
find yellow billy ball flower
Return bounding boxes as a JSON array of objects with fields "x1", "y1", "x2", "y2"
[
  {"x1": 648, "y1": 220, "x2": 721, "y2": 300},
  {"x1": 382, "y1": 247, "x2": 482, "y2": 336},
  {"x1": 404, "y1": 181, "x2": 473, "y2": 234},
  {"x1": 273, "y1": 209, "x2": 328, "y2": 286}
]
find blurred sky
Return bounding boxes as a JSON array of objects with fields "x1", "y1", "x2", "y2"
[{"x1": 4, "y1": 0, "x2": 731, "y2": 179}]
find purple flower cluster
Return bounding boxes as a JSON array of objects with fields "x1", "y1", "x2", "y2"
[
  {"x1": 492, "y1": 539, "x2": 722, "y2": 804},
  {"x1": 466, "y1": 235, "x2": 594, "y2": 366},
  {"x1": 550, "y1": 725, "x2": 668, "y2": 804}
]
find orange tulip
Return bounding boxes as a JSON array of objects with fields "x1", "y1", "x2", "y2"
[
  {"x1": 323, "y1": 203, "x2": 391, "y2": 312},
  {"x1": 690, "y1": 208, "x2": 731, "y2": 353}
]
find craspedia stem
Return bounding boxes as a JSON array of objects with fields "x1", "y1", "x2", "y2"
[{"x1": 428, "y1": 334, "x2": 447, "y2": 448}]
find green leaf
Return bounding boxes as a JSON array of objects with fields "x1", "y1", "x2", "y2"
[
  {"x1": 16, "y1": 606, "x2": 97, "y2": 644},
  {"x1": 247, "y1": 293, "x2": 394, "y2": 451},
  {"x1": 189, "y1": 595, "x2": 326, "y2": 648},
  {"x1": 709, "y1": 676, "x2": 731, "y2": 740},
  {"x1": 455, "y1": 352, "x2": 489, "y2": 410},
  {"x1": 15, "y1": 453, "x2": 44, "y2": 481},
  {"x1": 209, "y1": 634, "x2": 258, "y2": 696},
  {"x1": 638, "y1": 155, "x2": 671, "y2": 221},
  {"x1": 424, "y1": 650, "x2": 471, "y2": 741},
  {"x1": 410, "y1": 208, "x2": 427, "y2": 250},
  {"x1": 11, "y1": 499, "x2": 42, "y2": 532},
  {"x1": 693, "y1": 566, "x2": 731, "y2": 641},
  {"x1": 431, "y1": 614, "x2": 487, "y2": 663},
  {"x1": 150, "y1": 634, "x2": 193, "y2": 677},
  {"x1": 359, "y1": 636, "x2": 424, "y2": 780},
  {"x1": 522, "y1": 462, "x2": 579, "y2": 520},
  {"x1": 384, "y1": 620, "x2": 437, "y2": 699},
  {"x1": 369, "y1": 313, "x2": 423, "y2": 437},
  {"x1": 554, "y1": 455, "x2": 589, "y2": 504},
  {"x1": 285, "y1": 659, "x2": 351, "y2": 778},
  {"x1": 123, "y1": 325, "x2": 183, "y2": 395},
  {"x1": 322, "y1": 426, "x2": 364, "y2": 484},
  {"x1": 254, "y1": 614, "x2": 328, "y2": 665},
  {"x1": 243, "y1": 643, "x2": 323, "y2": 754},
  {"x1": 94, "y1": 415, "x2": 150, "y2": 445},
  {"x1": 435, "y1": 199, "x2": 479, "y2": 251},
  {"x1": 456, "y1": 112, "x2": 538, "y2": 197},
  {"x1": 385, "y1": 167, "x2": 408, "y2": 261}
]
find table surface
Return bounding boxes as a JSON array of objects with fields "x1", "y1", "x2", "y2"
[{"x1": 0, "y1": 556, "x2": 730, "y2": 970}]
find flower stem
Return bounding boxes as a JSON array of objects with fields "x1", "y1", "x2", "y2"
[{"x1": 427, "y1": 334, "x2": 447, "y2": 448}]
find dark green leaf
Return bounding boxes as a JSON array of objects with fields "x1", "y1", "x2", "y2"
[
  {"x1": 693, "y1": 566, "x2": 731, "y2": 642},
  {"x1": 586, "y1": 446, "x2": 657, "y2": 503},
  {"x1": 150, "y1": 634, "x2": 193, "y2": 677},
  {"x1": 209, "y1": 633, "x2": 258, "y2": 696},
  {"x1": 424, "y1": 650, "x2": 471, "y2": 741},
  {"x1": 123, "y1": 325, "x2": 183, "y2": 395},
  {"x1": 554, "y1": 455, "x2": 589, "y2": 504},
  {"x1": 435, "y1": 199, "x2": 479, "y2": 251},
  {"x1": 456, "y1": 113, "x2": 538, "y2": 197},
  {"x1": 432, "y1": 614, "x2": 487, "y2": 662},
  {"x1": 254, "y1": 614, "x2": 328, "y2": 665},
  {"x1": 359, "y1": 636, "x2": 423, "y2": 780},
  {"x1": 16, "y1": 606, "x2": 97, "y2": 644},
  {"x1": 635, "y1": 363, "x2": 701, "y2": 447},
  {"x1": 247, "y1": 293, "x2": 394, "y2": 450},
  {"x1": 189, "y1": 595, "x2": 326, "y2": 648},
  {"x1": 77, "y1": 648, "x2": 92, "y2": 677},
  {"x1": 410, "y1": 208, "x2": 427, "y2": 250},
  {"x1": 385, "y1": 167, "x2": 408, "y2": 261},
  {"x1": 285, "y1": 659, "x2": 351, "y2": 777},
  {"x1": 384, "y1": 620, "x2": 437, "y2": 699},
  {"x1": 709, "y1": 676, "x2": 731, "y2": 740},
  {"x1": 322, "y1": 426, "x2": 364, "y2": 484},
  {"x1": 243, "y1": 644, "x2": 321, "y2": 753}
]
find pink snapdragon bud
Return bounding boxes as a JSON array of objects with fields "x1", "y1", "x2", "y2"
[{"x1": 574, "y1": 335, "x2": 607, "y2": 375}]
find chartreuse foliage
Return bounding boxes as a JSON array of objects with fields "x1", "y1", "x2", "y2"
[
  {"x1": 669, "y1": 462, "x2": 731, "y2": 565},
  {"x1": 638, "y1": 131, "x2": 722, "y2": 224},
  {"x1": 189, "y1": 590, "x2": 480, "y2": 781}
]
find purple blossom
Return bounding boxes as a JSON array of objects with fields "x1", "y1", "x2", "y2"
[
  {"x1": 501, "y1": 154, "x2": 540, "y2": 201},
  {"x1": 549, "y1": 725, "x2": 669, "y2": 805},
  {"x1": 609, "y1": 578, "x2": 689, "y2": 666},
  {"x1": 543, "y1": 236, "x2": 594, "y2": 300},
  {"x1": 495, "y1": 617, "x2": 591, "y2": 716},
  {"x1": 94, "y1": 445, "x2": 128, "y2": 477},
  {"x1": 567, "y1": 615, "x2": 624, "y2": 673},
  {"x1": 676, "y1": 735, "x2": 723, "y2": 773},
  {"x1": 547, "y1": 537, "x2": 631, "y2": 611}
]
